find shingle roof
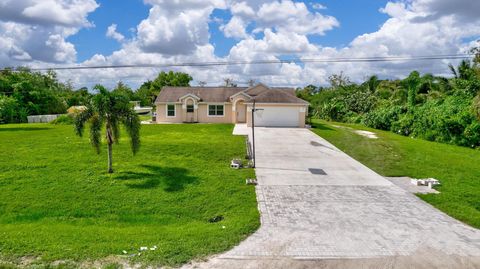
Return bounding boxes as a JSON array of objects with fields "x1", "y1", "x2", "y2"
[
  {"x1": 155, "y1": 87, "x2": 246, "y2": 103},
  {"x1": 154, "y1": 85, "x2": 308, "y2": 105},
  {"x1": 247, "y1": 89, "x2": 309, "y2": 104}
]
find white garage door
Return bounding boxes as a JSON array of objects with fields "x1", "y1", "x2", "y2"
[{"x1": 254, "y1": 106, "x2": 300, "y2": 127}]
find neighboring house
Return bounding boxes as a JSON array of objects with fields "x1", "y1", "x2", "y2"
[{"x1": 154, "y1": 83, "x2": 309, "y2": 127}]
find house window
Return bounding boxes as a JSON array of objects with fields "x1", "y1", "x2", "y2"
[
  {"x1": 167, "y1": 104, "x2": 176, "y2": 117},
  {"x1": 187, "y1": 105, "x2": 194, "y2": 113},
  {"x1": 208, "y1": 105, "x2": 224, "y2": 116}
]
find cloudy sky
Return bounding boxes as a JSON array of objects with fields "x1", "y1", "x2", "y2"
[{"x1": 0, "y1": 0, "x2": 479, "y2": 89}]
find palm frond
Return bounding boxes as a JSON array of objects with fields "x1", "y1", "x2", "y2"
[
  {"x1": 110, "y1": 117, "x2": 120, "y2": 144},
  {"x1": 89, "y1": 114, "x2": 103, "y2": 154},
  {"x1": 74, "y1": 108, "x2": 94, "y2": 137},
  {"x1": 123, "y1": 110, "x2": 141, "y2": 155},
  {"x1": 448, "y1": 63, "x2": 458, "y2": 79}
]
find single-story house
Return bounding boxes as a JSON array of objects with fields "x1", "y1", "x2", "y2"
[{"x1": 154, "y1": 83, "x2": 309, "y2": 127}]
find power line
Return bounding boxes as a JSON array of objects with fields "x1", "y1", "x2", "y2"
[{"x1": 0, "y1": 54, "x2": 473, "y2": 72}]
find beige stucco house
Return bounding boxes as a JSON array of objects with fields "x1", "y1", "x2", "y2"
[{"x1": 154, "y1": 84, "x2": 309, "y2": 127}]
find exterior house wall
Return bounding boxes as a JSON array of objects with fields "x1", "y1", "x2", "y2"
[
  {"x1": 197, "y1": 103, "x2": 233, "y2": 123},
  {"x1": 156, "y1": 104, "x2": 183, "y2": 123}
]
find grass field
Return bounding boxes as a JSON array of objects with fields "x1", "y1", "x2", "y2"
[
  {"x1": 0, "y1": 123, "x2": 258, "y2": 268},
  {"x1": 311, "y1": 120, "x2": 480, "y2": 229}
]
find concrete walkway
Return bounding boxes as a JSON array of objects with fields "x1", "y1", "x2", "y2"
[{"x1": 184, "y1": 127, "x2": 480, "y2": 269}]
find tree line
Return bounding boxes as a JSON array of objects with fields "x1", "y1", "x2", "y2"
[
  {"x1": 298, "y1": 50, "x2": 480, "y2": 148},
  {"x1": 0, "y1": 69, "x2": 192, "y2": 124}
]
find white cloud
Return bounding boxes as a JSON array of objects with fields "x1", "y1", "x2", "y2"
[
  {"x1": 380, "y1": 2, "x2": 408, "y2": 18},
  {"x1": 311, "y1": 3, "x2": 326, "y2": 10},
  {"x1": 0, "y1": 0, "x2": 98, "y2": 27},
  {"x1": 106, "y1": 24, "x2": 125, "y2": 42},
  {"x1": 220, "y1": 16, "x2": 249, "y2": 39},
  {"x1": 230, "y1": 1, "x2": 256, "y2": 17},
  {"x1": 136, "y1": 1, "x2": 224, "y2": 55},
  {"x1": 45, "y1": 34, "x2": 76, "y2": 62},
  {"x1": 256, "y1": 0, "x2": 339, "y2": 35},
  {"x1": 410, "y1": 0, "x2": 480, "y2": 23},
  {"x1": 0, "y1": 0, "x2": 99, "y2": 65}
]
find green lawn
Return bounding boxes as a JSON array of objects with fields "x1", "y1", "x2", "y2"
[
  {"x1": 0, "y1": 124, "x2": 258, "y2": 267},
  {"x1": 311, "y1": 119, "x2": 480, "y2": 229}
]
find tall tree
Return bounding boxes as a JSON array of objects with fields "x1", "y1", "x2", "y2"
[
  {"x1": 151, "y1": 71, "x2": 192, "y2": 90},
  {"x1": 328, "y1": 72, "x2": 351, "y2": 89},
  {"x1": 113, "y1": 81, "x2": 135, "y2": 100},
  {"x1": 75, "y1": 85, "x2": 141, "y2": 173},
  {"x1": 365, "y1": 75, "x2": 380, "y2": 92},
  {"x1": 136, "y1": 71, "x2": 192, "y2": 106}
]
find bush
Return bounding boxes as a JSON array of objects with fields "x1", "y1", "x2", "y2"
[
  {"x1": 343, "y1": 90, "x2": 377, "y2": 114},
  {"x1": 51, "y1": 114, "x2": 74, "y2": 125},
  {"x1": 0, "y1": 95, "x2": 28, "y2": 123},
  {"x1": 463, "y1": 122, "x2": 480, "y2": 148},
  {"x1": 318, "y1": 100, "x2": 348, "y2": 121},
  {"x1": 392, "y1": 92, "x2": 480, "y2": 147},
  {"x1": 363, "y1": 105, "x2": 405, "y2": 130},
  {"x1": 391, "y1": 113, "x2": 415, "y2": 136}
]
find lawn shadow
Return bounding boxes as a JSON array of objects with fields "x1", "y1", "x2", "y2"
[
  {"x1": 115, "y1": 165, "x2": 198, "y2": 192},
  {"x1": 311, "y1": 122, "x2": 334, "y2": 131},
  {"x1": 0, "y1": 127, "x2": 52, "y2": 132}
]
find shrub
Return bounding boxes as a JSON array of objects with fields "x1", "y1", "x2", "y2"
[
  {"x1": 363, "y1": 105, "x2": 404, "y2": 130},
  {"x1": 0, "y1": 95, "x2": 28, "y2": 124},
  {"x1": 463, "y1": 122, "x2": 480, "y2": 148},
  {"x1": 391, "y1": 113, "x2": 415, "y2": 136},
  {"x1": 318, "y1": 100, "x2": 348, "y2": 121},
  {"x1": 343, "y1": 90, "x2": 377, "y2": 114},
  {"x1": 51, "y1": 114, "x2": 74, "y2": 125}
]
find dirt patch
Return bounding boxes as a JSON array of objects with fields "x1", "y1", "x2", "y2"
[
  {"x1": 331, "y1": 125, "x2": 352, "y2": 130},
  {"x1": 354, "y1": 130, "x2": 378, "y2": 139}
]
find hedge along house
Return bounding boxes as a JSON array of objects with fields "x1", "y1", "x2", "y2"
[{"x1": 154, "y1": 83, "x2": 309, "y2": 127}]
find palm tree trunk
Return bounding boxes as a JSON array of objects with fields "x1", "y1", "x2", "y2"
[
  {"x1": 107, "y1": 142, "x2": 113, "y2": 173},
  {"x1": 106, "y1": 124, "x2": 114, "y2": 173}
]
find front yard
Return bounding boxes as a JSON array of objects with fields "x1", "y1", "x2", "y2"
[
  {"x1": 311, "y1": 120, "x2": 480, "y2": 229},
  {"x1": 0, "y1": 124, "x2": 259, "y2": 267}
]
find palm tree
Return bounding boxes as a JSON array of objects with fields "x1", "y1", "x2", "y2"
[
  {"x1": 449, "y1": 60, "x2": 475, "y2": 80},
  {"x1": 74, "y1": 85, "x2": 141, "y2": 173},
  {"x1": 401, "y1": 71, "x2": 421, "y2": 110},
  {"x1": 365, "y1": 75, "x2": 380, "y2": 92}
]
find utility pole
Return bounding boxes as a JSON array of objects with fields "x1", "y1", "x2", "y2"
[
  {"x1": 251, "y1": 99, "x2": 263, "y2": 168},
  {"x1": 252, "y1": 99, "x2": 256, "y2": 168}
]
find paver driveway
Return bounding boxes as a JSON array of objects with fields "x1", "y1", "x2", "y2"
[{"x1": 185, "y1": 127, "x2": 480, "y2": 269}]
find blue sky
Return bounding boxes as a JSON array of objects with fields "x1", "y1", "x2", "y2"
[
  {"x1": 0, "y1": 0, "x2": 479, "y2": 87},
  {"x1": 67, "y1": 0, "x2": 149, "y2": 62},
  {"x1": 69, "y1": 0, "x2": 390, "y2": 61}
]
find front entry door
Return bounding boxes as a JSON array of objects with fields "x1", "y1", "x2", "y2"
[
  {"x1": 186, "y1": 105, "x2": 195, "y2": 122},
  {"x1": 236, "y1": 103, "x2": 246, "y2": 123}
]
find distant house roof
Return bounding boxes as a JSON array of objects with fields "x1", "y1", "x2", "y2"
[
  {"x1": 154, "y1": 84, "x2": 307, "y2": 105},
  {"x1": 67, "y1": 106, "x2": 87, "y2": 114}
]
